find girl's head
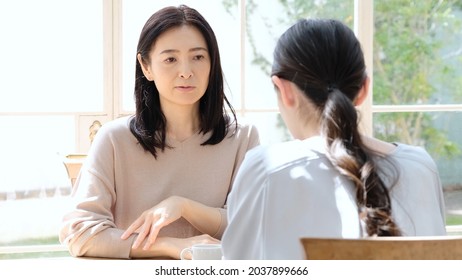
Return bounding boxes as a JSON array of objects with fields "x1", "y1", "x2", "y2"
[
  {"x1": 272, "y1": 18, "x2": 367, "y2": 119},
  {"x1": 272, "y1": 18, "x2": 400, "y2": 237}
]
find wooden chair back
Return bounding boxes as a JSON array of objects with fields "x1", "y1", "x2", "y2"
[
  {"x1": 63, "y1": 154, "x2": 86, "y2": 188},
  {"x1": 300, "y1": 236, "x2": 462, "y2": 260}
]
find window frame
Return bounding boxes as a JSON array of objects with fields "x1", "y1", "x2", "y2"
[{"x1": 1, "y1": 0, "x2": 461, "y2": 156}]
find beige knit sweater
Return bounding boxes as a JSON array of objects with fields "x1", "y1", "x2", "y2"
[{"x1": 59, "y1": 116, "x2": 260, "y2": 259}]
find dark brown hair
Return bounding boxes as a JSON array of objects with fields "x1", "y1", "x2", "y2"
[
  {"x1": 130, "y1": 5, "x2": 236, "y2": 158},
  {"x1": 272, "y1": 18, "x2": 401, "y2": 236}
]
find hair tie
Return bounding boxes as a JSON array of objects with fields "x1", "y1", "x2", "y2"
[{"x1": 327, "y1": 83, "x2": 337, "y2": 93}]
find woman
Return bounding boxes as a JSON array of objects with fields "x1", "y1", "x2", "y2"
[
  {"x1": 222, "y1": 18, "x2": 446, "y2": 259},
  {"x1": 59, "y1": 5, "x2": 259, "y2": 259}
]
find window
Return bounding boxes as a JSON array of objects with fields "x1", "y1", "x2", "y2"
[
  {"x1": 231, "y1": 0, "x2": 355, "y2": 143},
  {"x1": 1, "y1": 0, "x2": 461, "y2": 257},
  {"x1": 371, "y1": 0, "x2": 462, "y2": 227},
  {"x1": 0, "y1": 0, "x2": 105, "y2": 257}
]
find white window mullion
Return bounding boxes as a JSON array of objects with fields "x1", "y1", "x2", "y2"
[
  {"x1": 75, "y1": 0, "x2": 116, "y2": 153},
  {"x1": 103, "y1": 0, "x2": 115, "y2": 119},
  {"x1": 238, "y1": 0, "x2": 247, "y2": 118},
  {"x1": 373, "y1": 104, "x2": 462, "y2": 113},
  {"x1": 111, "y1": 0, "x2": 125, "y2": 118},
  {"x1": 354, "y1": 0, "x2": 374, "y2": 137}
]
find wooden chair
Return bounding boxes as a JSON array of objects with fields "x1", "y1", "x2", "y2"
[
  {"x1": 300, "y1": 236, "x2": 462, "y2": 260},
  {"x1": 63, "y1": 154, "x2": 86, "y2": 188}
]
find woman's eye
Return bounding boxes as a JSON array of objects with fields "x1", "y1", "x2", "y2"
[
  {"x1": 164, "y1": 57, "x2": 176, "y2": 63},
  {"x1": 194, "y1": 55, "x2": 205, "y2": 60}
]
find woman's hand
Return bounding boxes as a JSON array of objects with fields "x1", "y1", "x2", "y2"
[{"x1": 121, "y1": 196, "x2": 186, "y2": 250}]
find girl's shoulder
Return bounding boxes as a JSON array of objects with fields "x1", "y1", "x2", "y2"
[{"x1": 245, "y1": 137, "x2": 326, "y2": 174}]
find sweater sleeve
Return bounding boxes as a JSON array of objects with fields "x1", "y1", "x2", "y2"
[
  {"x1": 59, "y1": 123, "x2": 135, "y2": 259},
  {"x1": 211, "y1": 208, "x2": 228, "y2": 240},
  {"x1": 59, "y1": 170, "x2": 136, "y2": 258}
]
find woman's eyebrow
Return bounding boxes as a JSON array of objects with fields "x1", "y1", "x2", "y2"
[
  {"x1": 159, "y1": 47, "x2": 208, "y2": 55},
  {"x1": 189, "y1": 47, "x2": 208, "y2": 52}
]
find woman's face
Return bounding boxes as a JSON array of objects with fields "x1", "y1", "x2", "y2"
[{"x1": 141, "y1": 25, "x2": 211, "y2": 109}]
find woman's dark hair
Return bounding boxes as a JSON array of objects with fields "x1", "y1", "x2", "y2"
[
  {"x1": 272, "y1": 18, "x2": 401, "y2": 236},
  {"x1": 130, "y1": 5, "x2": 236, "y2": 158}
]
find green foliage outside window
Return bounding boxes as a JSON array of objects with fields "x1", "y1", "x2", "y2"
[
  {"x1": 373, "y1": 0, "x2": 462, "y2": 159},
  {"x1": 223, "y1": 0, "x2": 462, "y2": 160}
]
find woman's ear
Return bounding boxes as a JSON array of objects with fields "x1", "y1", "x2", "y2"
[
  {"x1": 354, "y1": 76, "x2": 370, "y2": 106},
  {"x1": 271, "y1": 76, "x2": 296, "y2": 108},
  {"x1": 137, "y1": 53, "x2": 153, "y2": 81}
]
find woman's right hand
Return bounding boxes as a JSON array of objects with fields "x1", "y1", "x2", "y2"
[{"x1": 121, "y1": 196, "x2": 187, "y2": 250}]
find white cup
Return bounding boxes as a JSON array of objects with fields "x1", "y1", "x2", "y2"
[{"x1": 180, "y1": 244, "x2": 223, "y2": 260}]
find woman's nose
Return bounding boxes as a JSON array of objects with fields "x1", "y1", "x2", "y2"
[{"x1": 179, "y1": 63, "x2": 193, "y2": 79}]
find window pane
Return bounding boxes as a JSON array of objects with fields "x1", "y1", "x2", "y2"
[
  {"x1": 373, "y1": 111, "x2": 461, "y2": 159},
  {"x1": 0, "y1": 0, "x2": 103, "y2": 253},
  {"x1": 373, "y1": 111, "x2": 462, "y2": 225},
  {"x1": 244, "y1": 0, "x2": 355, "y2": 110},
  {"x1": 0, "y1": 0, "x2": 104, "y2": 113},
  {"x1": 0, "y1": 116, "x2": 74, "y2": 247},
  {"x1": 373, "y1": 1, "x2": 462, "y2": 105},
  {"x1": 122, "y1": 0, "x2": 239, "y2": 112}
]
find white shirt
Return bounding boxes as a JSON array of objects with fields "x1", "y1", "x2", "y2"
[{"x1": 222, "y1": 136, "x2": 446, "y2": 259}]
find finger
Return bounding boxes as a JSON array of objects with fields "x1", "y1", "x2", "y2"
[
  {"x1": 143, "y1": 217, "x2": 166, "y2": 250},
  {"x1": 182, "y1": 250, "x2": 192, "y2": 260},
  {"x1": 132, "y1": 221, "x2": 152, "y2": 249},
  {"x1": 121, "y1": 217, "x2": 144, "y2": 239}
]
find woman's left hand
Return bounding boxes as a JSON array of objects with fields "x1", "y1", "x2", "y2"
[{"x1": 121, "y1": 195, "x2": 186, "y2": 250}]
